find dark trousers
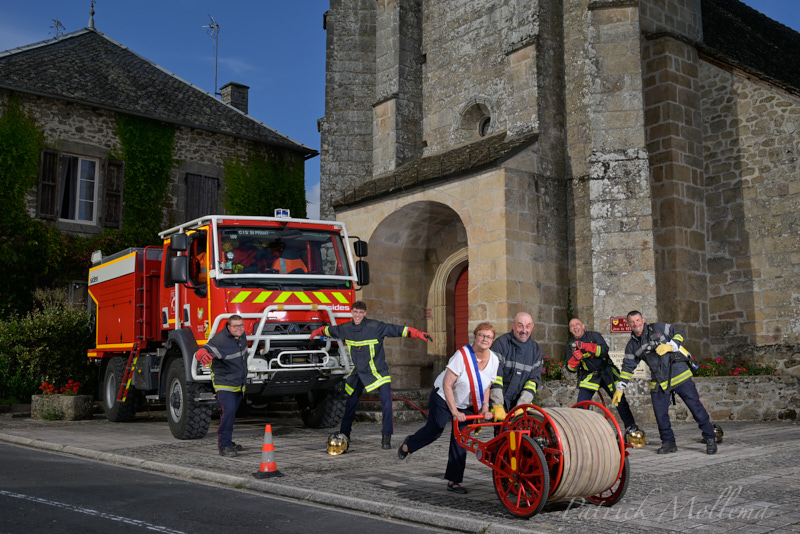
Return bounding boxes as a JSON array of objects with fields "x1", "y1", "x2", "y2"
[
  {"x1": 651, "y1": 378, "x2": 715, "y2": 444},
  {"x1": 217, "y1": 389, "x2": 242, "y2": 450},
  {"x1": 340, "y1": 379, "x2": 393, "y2": 436},
  {"x1": 577, "y1": 384, "x2": 636, "y2": 429},
  {"x1": 406, "y1": 388, "x2": 473, "y2": 484}
]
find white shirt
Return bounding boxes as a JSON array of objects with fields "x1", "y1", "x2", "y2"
[{"x1": 435, "y1": 347, "x2": 499, "y2": 410}]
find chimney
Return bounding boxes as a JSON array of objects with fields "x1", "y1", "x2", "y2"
[{"x1": 220, "y1": 82, "x2": 250, "y2": 114}]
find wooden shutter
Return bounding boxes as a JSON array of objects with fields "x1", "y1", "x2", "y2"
[
  {"x1": 103, "y1": 159, "x2": 124, "y2": 228},
  {"x1": 37, "y1": 148, "x2": 59, "y2": 219},
  {"x1": 185, "y1": 173, "x2": 219, "y2": 221}
]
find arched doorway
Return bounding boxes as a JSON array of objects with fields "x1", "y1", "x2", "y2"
[{"x1": 357, "y1": 201, "x2": 468, "y2": 389}]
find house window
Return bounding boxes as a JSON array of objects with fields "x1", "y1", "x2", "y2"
[
  {"x1": 59, "y1": 155, "x2": 98, "y2": 222},
  {"x1": 38, "y1": 149, "x2": 121, "y2": 228}
]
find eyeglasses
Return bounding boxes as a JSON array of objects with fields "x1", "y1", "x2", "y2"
[
  {"x1": 229, "y1": 323, "x2": 245, "y2": 329},
  {"x1": 476, "y1": 333, "x2": 494, "y2": 340}
]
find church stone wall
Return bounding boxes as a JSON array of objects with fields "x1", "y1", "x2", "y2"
[{"x1": 700, "y1": 61, "x2": 800, "y2": 351}]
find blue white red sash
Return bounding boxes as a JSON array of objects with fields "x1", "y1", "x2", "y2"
[{"x1": 459, "y1": 345, "x2": 484, "y2": 413}]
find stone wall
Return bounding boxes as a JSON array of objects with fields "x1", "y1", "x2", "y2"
[
  {"x1": 420, "y1": 0, "x2": 540, "y2": 154},
  {"x1": 6, "y1": 90, "x2": 298, "y2": 233},
  {"x1": 699, "y1": 61, "x2": 800, "y2": 350},
  {"x1": 537, "y1": 375, "x2": 799, "y2": 423},
  {"x1": 319, "y1": 0, "x2": 376, "y2": 220}
]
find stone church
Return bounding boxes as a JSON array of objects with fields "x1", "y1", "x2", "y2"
[{"x1": 319, "y1": 0, "x2": 800, "y2": 388}]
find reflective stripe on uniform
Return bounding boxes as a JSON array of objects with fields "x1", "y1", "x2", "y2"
[
  {"x1": 345, "y1": 338, "x2": 390, "y2": 392},
  {"x1": 651, "y1": 369, "x2": 693, "y2": 391}
]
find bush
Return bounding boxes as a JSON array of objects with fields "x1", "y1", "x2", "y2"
[
  {"x1": 542, "y1": 355, "x2": 565, "y2": 381},
  {"x1": 693, "y1": 357, "x2": 776, "y2": 377},
  {"x1": 0, "y1": 289, "x2": 96, "y2": 402},
  {"x1": 0, "y1": 353, "x2": 40, "y2": 403}
]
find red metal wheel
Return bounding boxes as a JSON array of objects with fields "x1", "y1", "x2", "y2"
[
  {"x1": 492, "y1": 433, "x2": 550, "y2": 518},
  {"x1": 587, "y1": 456, "x2": 630, "y2": 506},
  {"x1": 503, "y1": 404, "x2": 564, "y2": 495}
]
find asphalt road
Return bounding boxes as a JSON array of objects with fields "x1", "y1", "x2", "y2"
[{"x1": 0, "y1": 443, "x2": 444, "y2": 534}]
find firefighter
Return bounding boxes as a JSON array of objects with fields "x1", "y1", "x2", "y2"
[
  {"x1": 195, "y1": 315, "x2": 248, "y2": 457},
  {"x1": 309, "y1": 301, "x2": 432, "y2": 449},
  {"x1": 612, "y1": 310, "x2": 717, "y2": 455},
  {"x1": 489, "y1": 312, "x2": 544, "y2": 421},
  {"x1": 272, "y1": 245, "x2": 308, "y2": 274},
  {"x1": 566, "y1": 318, "x2": 638, "y2": 432}
]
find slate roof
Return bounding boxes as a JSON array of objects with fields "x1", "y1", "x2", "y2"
[
  {"x1": 333, "y1": 131, "x2": 538, "y2": 210},
  {"x1": 701, "y1": 0, "x2": 800, "y2": 93},
  {"x1": 0, "y1": 28, "x2": 316, "y2": 157}
]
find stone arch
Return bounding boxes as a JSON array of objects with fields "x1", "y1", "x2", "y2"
[
  {"x1": 428, "y1": 248, "x2": 468, "y2": 374},
  {"x1": 355, "y1": 200, "x2": 468, "y2": 389}
]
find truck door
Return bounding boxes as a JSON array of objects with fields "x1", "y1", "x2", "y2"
[
  {"x1": 183, "y1": 230, "x2": 210, "y2": 341},
  {"x1": 160, "y1": 230, "x2": 210, "y2": 341}
]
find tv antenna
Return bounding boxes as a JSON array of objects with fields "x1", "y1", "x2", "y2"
[
  {"x1": 202, "y1": 14, "x2": 220, "y2": 96},
  {"x1": 50, "y1": 19, "x2": 65, "y2": 37}
]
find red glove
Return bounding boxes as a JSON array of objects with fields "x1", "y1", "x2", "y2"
[
  {"x1": 195, "y1": 349, "x2": 213, "y2": 366},
  {"x1": 407, "y1": 327, "x2": 432, "y2": 342},
  {"x1": 576, "y1": 341, "x2": 598, "y2": 355},
  {"x1": 568, "y1": 350, "x2": 583, "y2": 369},
  {"x1": 309, "y1": 326, "x2": 327, "y2": 339}
]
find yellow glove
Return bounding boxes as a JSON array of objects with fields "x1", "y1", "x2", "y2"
[
  {"x1": 512, "y1": 408, "x2": 524, "y2": 417},
  {"x1": 656, "y1": 343, "x2": 672, "y2": 355},
  {"x1": 493, "y1": 405, "x2": 506, "y2": 422},
  {"x1": 611, "y1": 390, "x2": 624, "y2": 406}
]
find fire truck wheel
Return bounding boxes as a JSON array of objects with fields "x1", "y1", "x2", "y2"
[
  {"x1": 297, "y1": 381, "x2": 347, "y2": 429},
  {"x1": 102, "y1": 357, "x2": 137, "y2": 422},
  {"x1": 166, "y1": 359, "x2": 212, "y2": 440}
]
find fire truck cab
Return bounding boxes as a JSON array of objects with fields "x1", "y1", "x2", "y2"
[{"x1": 87, "y1": 210, "x2": 369, "y2": 439}]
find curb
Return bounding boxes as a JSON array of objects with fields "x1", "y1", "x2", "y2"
[{"x1": 0, "y1": 432, "x2": 540, "y2": 534}]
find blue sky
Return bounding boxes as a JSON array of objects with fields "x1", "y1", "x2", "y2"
[{"x1": 1, "y1": 1, "x2": 798, "y2": 219}]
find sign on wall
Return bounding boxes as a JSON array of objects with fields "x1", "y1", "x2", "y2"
[
  {"x1": 609, "y1": 351, "x2": 648, "y2": 380},
  {"x1": 610, "y1": 316, "x2": 631, "y2": 333}
]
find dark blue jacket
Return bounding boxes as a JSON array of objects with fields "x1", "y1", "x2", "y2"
[
  {"x1": 621, "y1": 321, "x2": 692, "y2": 392},
  {"x1": 490, "y1": 333, "x2": 543, "y2": 410},
  {"x1": 203, "y1": 327, "x2": 248, "y2": 392},
  {"x1": 324, "y1": 318, "x2": 410, "y2": 394}
]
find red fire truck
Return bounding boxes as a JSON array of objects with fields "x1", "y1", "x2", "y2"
[{"x1": 87, "y1": 210, "x2": 369, "y2": 439}]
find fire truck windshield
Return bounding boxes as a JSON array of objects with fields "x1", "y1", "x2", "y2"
[{"x1": 214, "y1": 227, "x2": 352, "y2": 285}]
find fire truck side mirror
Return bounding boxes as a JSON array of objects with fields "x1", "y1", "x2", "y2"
[
  {"x1": 170, "y1": 233, "x2": 189, "y2": 252},
  {"x1": 356, "y1": 260, "x2": 370, "y2": 286},
  {"x1": 353, "y1": 239, "x2": 368, "y2": 258},
  {"x1": 169, "y1": 255, "x2": 190, "y2": 284}
]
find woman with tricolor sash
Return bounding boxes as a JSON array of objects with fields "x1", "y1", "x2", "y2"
[{"x1": 397, "y1": 322, "x2": 499, "y2": 494}]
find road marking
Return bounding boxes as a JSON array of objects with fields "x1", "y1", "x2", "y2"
[{"x1": 0, "y1": 490, "x2": 187, "y2": 533}]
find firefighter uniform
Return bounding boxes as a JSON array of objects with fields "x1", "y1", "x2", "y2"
[
  {"x1": 200, "y1": 326, "x2": 248, "y2": 453},
  {"x1": 489, "y1": 332, "x2": 544, "y2": 410},
  {"x1": 567, "y1": 330, "x2": 636, "y2": 429},
  {"x1": 322, "y1": 319, "x2": 413, "y2": 438},
  {"x1": 619, "y1": 321, "x2": 715, "y2": 446}
]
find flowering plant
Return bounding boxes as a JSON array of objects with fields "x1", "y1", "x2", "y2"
[
  {"x1": 542, "y1": 355, "x2": 565, "y2": 381},
  {"x1": 38, "y1": 379, "x2": 82, "y2": 396},
  {"x1": 693, "y1": 357, "x2": 776, "y2": 377}
]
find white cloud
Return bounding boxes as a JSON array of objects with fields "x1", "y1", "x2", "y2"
[{"x1": 218, "y1": 56, "x2": 258, "y2": 75}]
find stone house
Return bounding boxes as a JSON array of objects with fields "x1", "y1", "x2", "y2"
[
  {"x1": 319, "y1": 0, "x2": 800, "y2": 389},
  {"x1": 0, "y1": 26, "x2": 316, "y2": 238}
]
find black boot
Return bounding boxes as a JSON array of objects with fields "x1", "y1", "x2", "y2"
[
  {"x1": 657, "y1": 442, "x2": 677, "y2": 454},
  {"x1": 706, "y1": 438, "x2": 717, "y2": 455},
  {"x1": 381, "y1": 434, "x2": 391, "y2": 449}
]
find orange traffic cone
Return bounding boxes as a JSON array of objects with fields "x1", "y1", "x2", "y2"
[{"x1": 253, "y1": 424, "x2": 283, "y2": 478}]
